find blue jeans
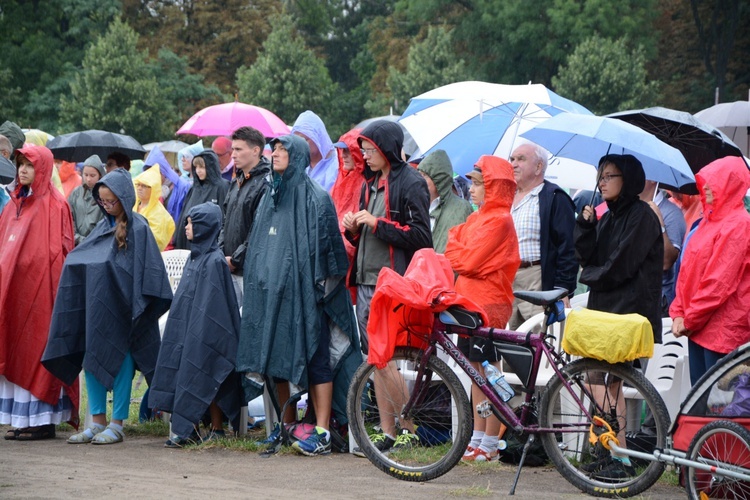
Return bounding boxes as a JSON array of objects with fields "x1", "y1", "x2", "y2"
[
  {"x1": 85, "y1": 352, "x2": 136, "y2": 421},
  {"x1": 688, "y1": 340, "x2": 725, "y2": 386}
]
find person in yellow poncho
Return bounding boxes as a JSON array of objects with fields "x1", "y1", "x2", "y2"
[{"x1": 133, "y1": 166, "x2": 175, "y2": 251}]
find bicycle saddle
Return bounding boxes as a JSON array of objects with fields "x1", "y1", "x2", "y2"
[
  {"x1": 439, "y1": 306, "x2": 483, "y2": 329},
  {"x1": 513, "y1": 288, "x2": 569, "y2": 306}
]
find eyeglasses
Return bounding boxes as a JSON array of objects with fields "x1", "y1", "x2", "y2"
[
  {"x1": 360, "y1": 148, "x2": 378, "y2": 156},
  {"x1": 598, "y1": 174, "x2": 623, "y2": 184},
  {"x1": 97, "y1": 198, "x2": 120, "y2": 208}
]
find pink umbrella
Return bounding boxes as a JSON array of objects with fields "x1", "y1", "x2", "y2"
[{"x1": 176, "y1": 102, "x2": 290, "y2": 138}]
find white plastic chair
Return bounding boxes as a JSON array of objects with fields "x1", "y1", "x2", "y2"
[{"x1": 569, "y1": 291, "x2": 589, "y2": 309}]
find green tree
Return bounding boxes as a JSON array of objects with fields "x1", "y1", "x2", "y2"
[
  {"x1": 60, "y1": 19, "x2": 171, "y2": 142},
  {"x1": 368, "y1": 25, "x2": 470, "y2": 116},
  {"x1": 0, "y1": 0, "x2": 120, "y2": 131},
  {"x1": 235, "y1": 14, "x2": 338, "y2": 128},
  {"x1": 552, "y1": 36, "x2": 659, "y2": 115}
]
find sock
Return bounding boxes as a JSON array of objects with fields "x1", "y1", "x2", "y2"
[
  {"x1": 83, "y1": 423, "x2": 105, "y2": 439},
  {"x1": 470, "y1": 430, "x2": 485, "y2": 449},
  {"x1": 97, "y1": 422, "x2": 124, "y2": 440},
  {"x1": 315, "y1": 426, "x2": 330, "y2": 440},
  {"x1": 613, "y1": 455, "x2": 632, "y2": 466},
  {"x1": 479, "y1": 434, "x2": 499, "y2": 453},
  {"x1": 384, "y1": 433, "x2": 396, "y2": 441}
]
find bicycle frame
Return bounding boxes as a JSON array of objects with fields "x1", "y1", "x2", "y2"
[{"x1": 399, "y1": 306, "x2": 596, "y2": 436}]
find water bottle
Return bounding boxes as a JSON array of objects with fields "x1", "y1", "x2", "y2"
[{"x1": 482, "y1": 360, "x2": 514, "y2": 402}]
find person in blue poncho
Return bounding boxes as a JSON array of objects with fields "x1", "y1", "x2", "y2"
[
  {"x1": 236, "y1": 134, "x2": 360, "y2": 456},
  {"x1": 43, "y1": 168, "x2": 172, "y2": 445},
  {"x1": 150, "y1": 202, "x2": 242, "y2": 446},
  {"x1": 158, "y1": 141, "x2": 203, "y2": 223},
  {"x1": 291, "y1": 110, "x2": 339, "y2": 192}
]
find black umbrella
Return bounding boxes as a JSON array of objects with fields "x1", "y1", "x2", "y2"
[
  {"x1": 46, "y1": 129, "x2": 146, "y2": 162},
  {"x1": 0, "y1": 156, "x2": 15, "y2": 184},
  {"x1": 608, "y1": 107, "x2": 744, "y2": 175}
]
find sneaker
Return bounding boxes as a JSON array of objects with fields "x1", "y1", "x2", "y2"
[
  {"x1": 292, "y1": 428, "x2": 331, "y2": 456},
  {"x1": 581, "y1": 455, "x2": 613, "y2": 473},
  {"x1": 391, "y1": 430, "x2": 419, "y2": 452},
  {"x1": 593, "y1": 459, "x2": 636, "y2": 481},
  {"x1": 462, "y1": 446, "x2": 498, "y2": 462},
  {"x1": 164, "y1": 432, "x2": 201, "y2": 448},
  {"x1": 352, "y1": 433, "x2": 396, "y2": 458},
  {"x1": 255, "y1": 422, "x2": 282, "y2": 446}
]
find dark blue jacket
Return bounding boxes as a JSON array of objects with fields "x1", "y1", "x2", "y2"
[{"x1": 539, "y1": 181, "x2": 578, "y2": 295}]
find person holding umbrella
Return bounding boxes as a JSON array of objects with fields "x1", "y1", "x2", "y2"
[{"x1": 574, "y1": 154, "x2": 663, "y2": 480}]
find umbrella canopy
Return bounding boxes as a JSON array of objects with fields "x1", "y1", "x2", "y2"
[
  {"x1": 608, "y1": 106, "x2": 743, "y2": 173},
  {"x1": 0, "y1": 156, "x2": 15, "y2": 184},
  {"x1": 544, "y1": 158, "x2": 598, "y2": 192},
  {"x1": 354, "y1": 115, "x2": 418, "y2": 157},
  {"x1": 22, "y1": 129, "x2": 55, "y2": 146},
  {"x1": 520, "y1": 114, "x2": 696, "y2": 192},
  {"x1": 143, "y1": 140, "x2": 189, "y2": 154},
  {"x1": 46, "y1": 130, "x2": 146, "y2": 162},
  {"x1": 695, "y1": 100, "x2": 750, "y2": 157},
  {"x1": 176, "y1": 102, "x2": 290, "y2": 138},
  {"x1": 398, "y1": 81, "x2": 592, "y2": 175}
]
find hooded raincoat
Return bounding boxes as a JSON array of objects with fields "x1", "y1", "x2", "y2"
[
  {"x1": 346, "y1": 120, "x2": 433, "y2": 284},
  {"x1": 444, "y1": 156, "x2": 520, "y2": 327},
  {"x1": 670, "y1": 156, "x2": 750, "y2": 353},
  {"x1": 43, "y1": 168, "x2": 173, "y2": 389},
  {"x1": 68, "y1": 171, "x2": 106, "y2": 246},
  {"x1": 330, "y1": 128, "x2": 365, "y2": 265},
  {"x1": 173, "y1": 150, "x2": 229, "y2": 250},
  {"x1": 236, "y1": 135, "x2": 360, "y2": 423},
  {"x1": 0, "y1": 145, "x2": 78, "y2": 421},
  {"x1": 134, "y1": 165, "x2": 175, "y2": 251},
  {"x1": 575, "y1": 154, "x2": 664, "y2": 341},
  {"x1": 418, "y1": 150, "x2": 473, "y2": 253},
  {"x1": 291, "y1": 110, "x2": 339, "y2": 192},
  {"x1": 167, "y1": 141, "x2": 202, "y2": 222},
  {"x1": 149, "y1": 202, "x2": 242, "y2": 439},
  {"x1": 58, "y1": 161, "x2": 82, "y2": 198}
]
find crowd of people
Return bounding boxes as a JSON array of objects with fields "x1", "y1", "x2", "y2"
[{"x1": 1, "y1": 110, "x2": 750, "y2": 469}]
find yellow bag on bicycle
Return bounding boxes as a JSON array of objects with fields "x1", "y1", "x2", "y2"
[{"x1": 562, "y1": 308, "x2": 654, "y2": 363}]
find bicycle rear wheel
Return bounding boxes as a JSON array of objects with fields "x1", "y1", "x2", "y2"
[
  {"x1": 539, "y1": 359, "x2": 669, "y2": 498},
  {"x1": 686, "y1": 420, "x2": 750, "y2": 500},
  {"x1": 346, "y1": 347, "x2": 472, "y2": 482}
]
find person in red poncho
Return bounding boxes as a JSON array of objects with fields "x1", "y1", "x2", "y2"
[
  {"x1": 0, "y1": 145, "x2": 78, "y2": 440},
  {"x1": 671, "y1": 156, "x2": 750, "y2": 384},
  {"x1": 445, "y1": 155, "x2": 520, "y2": 462}
]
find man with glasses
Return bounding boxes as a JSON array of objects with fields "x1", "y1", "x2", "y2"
[
  {"x1": 342, "y1": 120, "x2": 432, "y2": 455},
  {"x1": 508, "y1": 142, "x2": 577, "y2": 329},
  {"x1": 212, "y1": 137, "x2": 235, "y2": 182}
]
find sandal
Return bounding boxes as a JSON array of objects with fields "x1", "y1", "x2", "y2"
[
  {"x1": 91, "y1": 425, "x2": 124, "y2": 445},
  {"x1": 4, "y1": 428, "x2": 20, "y2": 440},
  {"x1": 67, "y1": 424, "x2": 106, "y2": 444},
  {"x1": 15, "y1": 424, "x2": 56, "y2": 441}
]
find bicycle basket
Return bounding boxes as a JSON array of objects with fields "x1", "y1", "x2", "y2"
[{"x1": 562, "y1": 308, "x2": 654, "y2": 363}]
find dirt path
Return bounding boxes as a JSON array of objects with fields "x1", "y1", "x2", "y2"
[{"x1": 0, "y1": 427, "x2": 686, "y2": 499}]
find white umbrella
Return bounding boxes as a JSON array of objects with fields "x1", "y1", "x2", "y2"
[
  {"x1": 398, "y1": 81, "x2": 591, "y2": 175},
  {"x1": 695, "y1": 100, "x2": 750, "y2": 156}
]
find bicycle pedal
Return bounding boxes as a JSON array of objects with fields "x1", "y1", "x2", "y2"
[{"x1": 476, "y1": 400, "x2": 493, "y2": 418}]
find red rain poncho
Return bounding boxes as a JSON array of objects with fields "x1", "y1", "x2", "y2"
[
  {"x1": 670, "y1": 156, "x2": 750, "y2": 353},
  {"x1": 330, "y1": 128, "x2": 365, "y2": 265},
  {"x1": 367, "y1": 249, "x2": 488, "y2": 369},
  {"x1": 0, "y1": 145, "x2": 79, "y2": 419},
  {"x1": 445, "y1": 155, "x2": 520, "y2": 328}
]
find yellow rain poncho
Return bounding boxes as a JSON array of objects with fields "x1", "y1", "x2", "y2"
[{"x1": 133, "y1": 166, "x2": 175, "y2": 251}]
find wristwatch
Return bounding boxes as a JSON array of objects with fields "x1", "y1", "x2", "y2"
[{"x1": 660, "y1": 226, "x2": 666, "y2": 233}]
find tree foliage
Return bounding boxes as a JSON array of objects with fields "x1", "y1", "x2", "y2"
[
  {"x1": 552, "y1": 36, "x2": 659, "y2": 115},
  {"x1": 60, "y1": 19, "x2": 170, "y2": 142},
  {"x1": 235, "y1": 14, "x2": 338, "y2": 128}
]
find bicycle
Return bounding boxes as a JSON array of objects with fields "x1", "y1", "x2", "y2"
[{"x1": 346, "y1": 288, "x2": 670, "y2": 497}]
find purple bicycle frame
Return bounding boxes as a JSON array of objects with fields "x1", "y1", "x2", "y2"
[{"x1": 403, "y1": 318, "x2": 595, "y2": 436}]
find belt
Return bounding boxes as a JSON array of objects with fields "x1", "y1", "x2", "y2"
[{"x1": 519, "y1": 260, "x2": 541, "y2": 269}]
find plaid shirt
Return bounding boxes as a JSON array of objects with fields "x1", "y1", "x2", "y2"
[{"x1": 511, "y1": 183, "x2": 543, "y2": 262}]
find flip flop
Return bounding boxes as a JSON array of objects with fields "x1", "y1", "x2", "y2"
[
  {"x1": 15, "y1": 424, "x2": 55, "y2": 441},
  {"x1": 91, "y1": 425, "x2": 124, "y2": 445}
]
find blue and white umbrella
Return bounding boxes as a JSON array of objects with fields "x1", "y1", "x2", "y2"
[
  {"x1": 398, "y1": 81, "x2": 592, "y2": 175},
  {"x1": 520, "y1": 113, "x2": 696, "y2": 190}
]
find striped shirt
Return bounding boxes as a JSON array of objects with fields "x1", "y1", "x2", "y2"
[{"x1": 512, "y1": 183, "x2": 543, "y2": 262}]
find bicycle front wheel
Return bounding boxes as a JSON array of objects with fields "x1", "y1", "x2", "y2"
[
  {"x1": 686, "y1": 420, "x2": 750, "y2": 499},
  {"x1": 346, "y1": 347, "x2": 472, "y2": 482},
  {"x1": 539, "y1": 359, "x2": 669, "y2": 498}
]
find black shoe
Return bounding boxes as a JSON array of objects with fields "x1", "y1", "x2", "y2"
[
  {"x1": 594, "y1": 459, "x2": 636, "y2": 481},
  {"x1": 352, "y1": 434, "x2": 395, "y2": 457},
  {"x1": 581, "y1": 456, "x2": 613, "y2": 473}
]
